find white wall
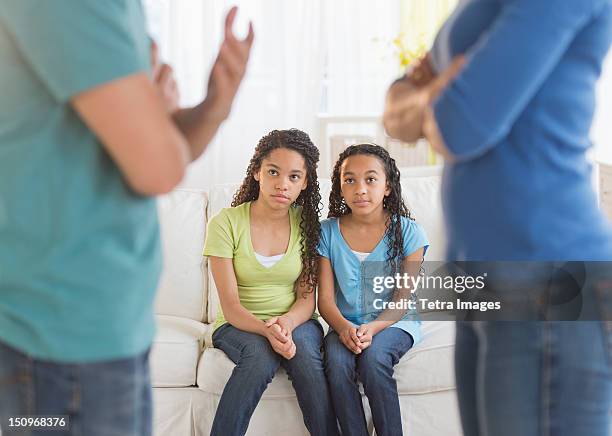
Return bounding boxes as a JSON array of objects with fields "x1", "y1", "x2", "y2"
[
  {"x1": 144, "y1": 1, "x2": 402, "y2": 189},
  {"x1": 592, "y1": 52, "x2": 612, "y2": 165},
  {"x1": 145, "y1": 2, "x2": 612, "y2": 188}
]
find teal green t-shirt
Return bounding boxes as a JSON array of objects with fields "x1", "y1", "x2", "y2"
[
  {"x1": 203, "y1": 202, "x2": 306, "y2": 333},
  {"x1": 0, "y1": 1, "x2": 161, "y2": 362}
]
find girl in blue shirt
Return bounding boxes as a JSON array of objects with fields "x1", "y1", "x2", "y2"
[{"x1": 318, "y1": 144, "x2": 428, "y2": 436}]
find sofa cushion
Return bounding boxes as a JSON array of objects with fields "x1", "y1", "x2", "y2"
[
  {"x1": 196, "y1": 320, "x2": 454, "y2": 396},
  {"x1": 151, "y1": 315, "x2": 209, "y2": 387},
  {"x1": 395, "y1": 321, "x2": 456, "y2": 394},
  {"x1": 400, "y1": 169, "x2": 445, "y2": 262},
  {"x1": 156, "y1": 189, "x2": 208, "y2": 322},
  {"x1": 197, "y1": 347, "x2": 299, "y2": 399}
]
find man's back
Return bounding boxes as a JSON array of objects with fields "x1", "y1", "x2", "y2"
[{"x1": 0, "y1": 0, "x2": 161, "y2": 362}]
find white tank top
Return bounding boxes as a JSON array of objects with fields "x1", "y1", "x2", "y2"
[{"x1": 254, "y1": 252, "x2": 285, "y2": 268}]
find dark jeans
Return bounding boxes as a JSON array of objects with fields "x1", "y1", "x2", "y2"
[
  {"x1": 456, "y1": 321, "x2": 611, "y2": 436},
  {"x1": 324, "y1": 327, "x2": 414, "y2": 436},
  {"x1": 455, "y1": 262, "x2": 612, "y2": 436},
  {"x1": 210, "y1": 319, "x2": 339, "y2": 436},
  {"x1": 0, "y1": 341, "x2": 152, "y2": 436}
]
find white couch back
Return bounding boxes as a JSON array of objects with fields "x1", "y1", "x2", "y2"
[
  {"x1": 156, "y1": 189, "x2": 208, "y2": 322},
  {"x1": 155, "y1": 166, "x2": 445, "y2": 324}
]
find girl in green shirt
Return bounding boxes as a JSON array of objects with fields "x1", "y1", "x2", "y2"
[{"x1": 203, "y1": 129, "x2": 338, "y2": 436}]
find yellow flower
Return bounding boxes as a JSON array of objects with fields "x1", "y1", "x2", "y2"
[{"x1": 392, "y1": 32, "x2": 428, "y2": 71}]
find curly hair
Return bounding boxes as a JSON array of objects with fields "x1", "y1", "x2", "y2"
[
  {"x1": 328, "y1": 143, "x2": 414, "y2": 273},
  {"x1": 232, "y1": 129, "x2": 322, "y2": 295}
]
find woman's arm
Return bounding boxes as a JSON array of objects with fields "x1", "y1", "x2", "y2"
[
  {"x1": 317, "y1": 257, "x2": 362, "y2": 354},
  {"x1": 383, "y1": 55, "x2": 436, "y2": 143},
  {"x1": 430, "y1": 0, "x2": 604, "y2": 162},
  {"x1": 383, "y1": 55, "x2": 464, "y2": 145},
  {"x1": 209, "y1": 257, "x2": 272, "y2": 335},
  {"x1": 265, "y1": 272, "x2": 316, "y2": 335},
  {"x1": 355, "y1": 248, "x2": 425, "y2": 349},
  {"x1": 210, "y1": 256, "x2": 295, "y2": 359}
]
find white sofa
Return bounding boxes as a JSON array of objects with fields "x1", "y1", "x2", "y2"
[{"x1": 150, "y1": 165, "x2": 462, "y2": 436}]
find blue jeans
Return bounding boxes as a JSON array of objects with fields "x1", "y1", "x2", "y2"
[
  {"x1": 0, "y1": 341, "x2": 151, "y2": 436},
  {"x1": 456, "y1": 321, "x2": 611, "y2": 436},
  {"x1": 324, "y1": 327, "x2": 414, "y2": 436},
  {"x1": 210, "y1": 319, "x2": 339, "y2": 436}
]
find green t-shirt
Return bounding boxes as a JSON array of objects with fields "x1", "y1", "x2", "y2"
[
  {"x1": 0, "y1": 1, "x2": 160, "y2": 362},
  {"x1": 204, "y1": 202, "x2": 307, "y2": 332}
]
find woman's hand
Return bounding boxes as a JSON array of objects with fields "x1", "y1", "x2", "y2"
[
  {"x1": 264, "y1": 323, "x2": 296, "y2": 359},
  {"x1": 408, "y1": 54, "x2": 437, "y2": 87},
  {"x1": 339, "y1": 323, "x2": 363, "y2": 354},
  {"x1": 264, "y1": 314, "x2": 296, "y2": 338},
  {"x1": 383, "y1": 54, "x2": 465, "y2": 145},
  {"x1": 355, "y1": 323, "x2": 374, "y2": 351}
]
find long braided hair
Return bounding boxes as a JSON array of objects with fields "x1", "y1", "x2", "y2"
[
  {"x1": 232, "y1": 129, "x2": 321, "y2": 294},
  {"x1": 328, "y1": 143, "x2": 414, "y2": 273}
]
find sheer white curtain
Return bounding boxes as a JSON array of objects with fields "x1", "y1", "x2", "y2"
[
  {"x1": 144, "y1": 0, "x2": 215, "y2": 108},
  {"x1": 143, "y1": 1, "x2": 611, "y2": 186},
  {"x1": 593, "y1": 53, "x2": 612, "y2": 165},
  {"x1": 143, "y1": 0, "x2": 403, "y2": 187},
  {"x1": 144, "y1": 0, "x2": 326, "y2": 187},
  {"x1": 321, "y1": 0, "x2": 401, "y2": 115}
]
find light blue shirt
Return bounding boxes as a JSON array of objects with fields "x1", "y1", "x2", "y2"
[
  {"x1": 0, "y1": 0, "x2": 160, "y2": 362},
  {"x1": 317, "y1": 217, "x2": 429, "y2": 344},
  {"x1": 430, "y1": 0, "x2": 612, "y2": 261}
]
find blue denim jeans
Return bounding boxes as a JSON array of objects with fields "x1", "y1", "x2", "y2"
[
  {"x1": 210, "y1": 319, "x2": 339, "y2": 436},
  {"x1": 0, "y1": 341, "x2": 152, "y2": 436},
  {"x1": 324, "y1": 327, "x2": 414, "y2": 436},
  {"x1": 456, "y1": 321, "x2": 611, "y2": 436}
]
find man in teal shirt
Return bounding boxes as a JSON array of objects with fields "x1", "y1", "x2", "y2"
[{"x1": 0, "y1": 1, "x2": 254, "y2": 434}]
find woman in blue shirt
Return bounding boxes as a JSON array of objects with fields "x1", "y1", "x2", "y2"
[
  {"x1": 384, "y1": 1, "x2": 612, "y2": 435},
  {"x1": 318, "y1": 144, "x2": 428, "y2": 436}
]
